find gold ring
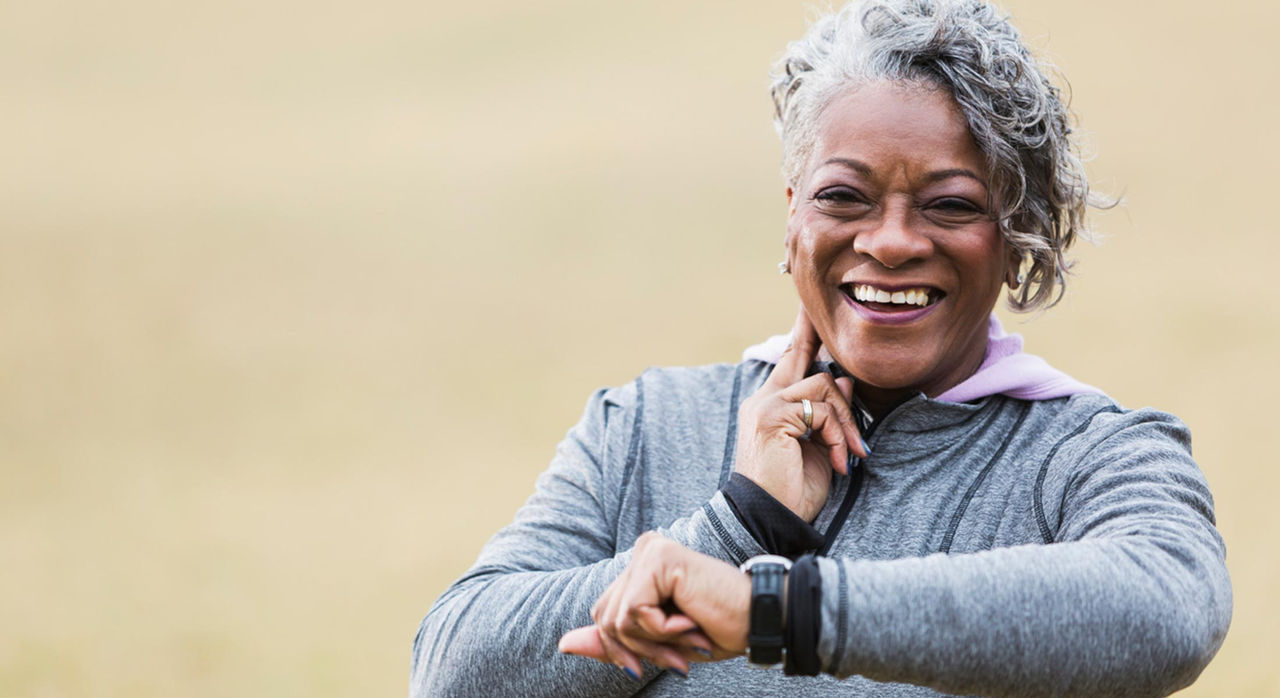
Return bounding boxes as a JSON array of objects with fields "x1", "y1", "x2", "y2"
[{"x1": 801, "y1": 398, "x2": 813, "y2": 439}]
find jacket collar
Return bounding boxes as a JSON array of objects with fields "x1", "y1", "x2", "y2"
[{"x1": 742, "y1": 313, "x2": 1101, "y2": 404}]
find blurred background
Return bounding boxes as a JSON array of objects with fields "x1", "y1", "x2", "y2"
[{"x1": 2, "y1": 0, "x2": 1276, "y2": 695}]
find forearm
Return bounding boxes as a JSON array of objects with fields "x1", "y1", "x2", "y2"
[
  {"x1": 659, "y1": 490, "x2": 773, "y2": 567},
  {"x1": 411, "y1": 494, "x2": 763, "y2": 696},
  {"x1": 412, "y1": 556, "x2": 638, "y2": 698},
  {"x1": 816, "y1": 535, "x2": 1231, "y2": 696}
]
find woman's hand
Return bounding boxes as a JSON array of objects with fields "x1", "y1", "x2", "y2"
[
  {"x1": 734, "y1": 307, "x2": 865, "y2": 522},
  {"x1": 558, "y1": 533, "x2": 750, "y2": 679}
]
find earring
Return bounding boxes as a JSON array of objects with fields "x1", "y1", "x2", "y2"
[
  {"x1": 1008, "y1": 254, "x2": 1027, "y2": 288},
  {"x1": 778, "y1": 260, "x2": 789, "y2": 275}
]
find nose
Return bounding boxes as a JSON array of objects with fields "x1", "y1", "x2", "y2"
[{"x1": 852, "y1": 202, "x2": 933, "y2": 269}]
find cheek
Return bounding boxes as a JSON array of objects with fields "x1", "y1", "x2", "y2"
[
  {"x1": 953, "y1": 226, "x2": 1005, "y2": 292},
  {"x1": 788, "y1": 214, "x2": 847, "y2": 270},
  {"x1": 979, "y1": 234, "x2": 1008, "y2": 293}
]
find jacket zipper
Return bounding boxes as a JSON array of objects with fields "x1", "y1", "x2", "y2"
[{"x1": 816, "y1": 390, "x2": 914, "y2": 556}]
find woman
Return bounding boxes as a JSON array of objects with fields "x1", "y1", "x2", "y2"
[{"x1": 411, "y1": 0, "x2": 1231, "y2": 695}]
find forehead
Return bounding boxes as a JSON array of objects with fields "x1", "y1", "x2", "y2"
[{"x1": 811, "y1": 81, "x2": 986, "y2": 178}]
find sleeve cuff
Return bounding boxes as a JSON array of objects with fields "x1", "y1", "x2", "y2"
[
  {"x1": 722, "y1": 473, "x2": 825, "y2": 558},
  {"x1": 784, "y1": 554, "x2": 822, "y2": 675}
]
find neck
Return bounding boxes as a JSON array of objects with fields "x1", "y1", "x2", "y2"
[
  {"x1": 852, "y1": 383, "x2": 917, "y2": 422},
  {"x1": 847, "y1": 336, "x2": 991, "y2": 421}
]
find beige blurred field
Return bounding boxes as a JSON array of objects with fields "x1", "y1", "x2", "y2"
[{"x1": 1, "y1": 0, "x2": 1277, "y2": 695}]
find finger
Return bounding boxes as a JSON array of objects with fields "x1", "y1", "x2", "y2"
[
  {"x1": 678, "y1": 627, "x2": 716, "y2": 661},
  {"x1": 559, "y1": 625, "x2": 608, "y2": 661},
  {"x1": 634, "y1": 610, "x2": 714, "y2": 661},
  {"x1": 592, "y1": 568, "x2": 645, "y2": 678},
  {"x1": 658, "y1": 611, "x2": 698, "y2": 636},
  {"x1": 835, "y1": 376, "x2": 855, "y2": 404},
  {"x1": 785, "y1": 399, "x2": 849, "y2": 476},
  {"x1": 633, "y1": 605, "x2": 697, "y2": 638},
  {"x1": 560, "y1": 624, "x2": 646, "y2": 679},
  {"x1": 631, "y1": 613, "x2": 716, "y2": 661},
  {"x1": 607, "y1": 569, "x2": 697, "y2": 676},
  {"x1": 779, "y1": 374, "x2": 866, "y2": 460},
  {"x1": 834, "y1": 376, "x2": 869, "y2": 460},
  {"x1": 610, "y1": 563, "x2": 663, "y2": 643},
  {"x1": 596, "y1": 625, "x2": 647, "y2": 680},
  {"x1": 764, "y1": 306, "x2": 821, "y2": 389},
  {"x1": 611, "y1": 628, "x2": 692, "y2": 677},
  {"x1": 788, "y1": 398, "x2": 857, "y2": 474},
  {"x1": 814, "y1": 403, "x2": 850, "y2": 476}
]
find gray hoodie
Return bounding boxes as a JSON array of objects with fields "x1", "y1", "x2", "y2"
[{"x1": 410, "y1": 359, "x2": 1231, "y2": 696}]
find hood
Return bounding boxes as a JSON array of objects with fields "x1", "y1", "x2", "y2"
[{"x1": 740, "y1": 313, "x2": 1101, "y2": 403}]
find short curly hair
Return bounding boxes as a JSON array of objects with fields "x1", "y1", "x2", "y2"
[{"x1": 771, "y1": 0, "x2": 1104, "y2": 311}]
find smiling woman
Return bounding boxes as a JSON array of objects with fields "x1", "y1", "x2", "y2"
[
  {"x1": 786, "y1": 82, "x2": 1010, "y2": 414},
  {"x1": 411, "y1": 0, "x2": 1231, "y2": 695}
]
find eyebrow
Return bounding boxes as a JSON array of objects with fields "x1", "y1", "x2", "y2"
[
  {"x1": 924, "y1": 168, "x2": 986, "y2": 186},
  {"x1": 820, "y1": 158, "x2": 987, "y2": 187}
]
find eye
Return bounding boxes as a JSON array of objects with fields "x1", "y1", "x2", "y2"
[
  {"x1": 924, "y1": 197, "x2": 988, "y2": 223},
  {"x1": 811, "y1": 186, "x2": 871, "y2": 213},
  {"x1": 932, "y1": 197, "x2": 982, "y2": 212}
]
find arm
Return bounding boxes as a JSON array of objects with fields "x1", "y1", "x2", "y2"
[
  {"x1": 565, "y1": 408, "x2": 1231, "y2": 697},
  {"x1": 409, "y1": 379, "x2": 773, "y2": 697},
  {"x1": 816, "y1": 408, "x2": 1231, "y2": 696}
]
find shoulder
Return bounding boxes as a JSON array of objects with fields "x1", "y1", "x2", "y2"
[
  {"x1": 593, "y1": 360, "x2": 773, "y2": 415},
  {"x1": 1018, "y1": 393, "x2": 1212, "y2": 541},
  {"x1": 1019, "y1": 392, "x2": 1192, "y2": 461},
  {"x1": 573, "y1": 361, "x2": 772, "y2": 476}
]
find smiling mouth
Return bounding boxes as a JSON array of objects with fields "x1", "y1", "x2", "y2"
[{"x1": 841, "y1": 283, "x2": 944, "y2": 311}]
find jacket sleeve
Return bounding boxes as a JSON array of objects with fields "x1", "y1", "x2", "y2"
[
  {"x1": 410, "y1": 378, "x2": 769, "y2": 698},
  {"x1": 815, "y1": 407, "x2": 1232, "y2": 697}
]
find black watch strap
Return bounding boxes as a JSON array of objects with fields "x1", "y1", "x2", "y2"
[{"x1": 740, "y1": 555, "x2": 791, "y2": 666}]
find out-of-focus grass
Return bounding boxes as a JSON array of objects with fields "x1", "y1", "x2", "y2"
[{"x1": 1, "y1": 0, "x2": 1276, "y2": 695}]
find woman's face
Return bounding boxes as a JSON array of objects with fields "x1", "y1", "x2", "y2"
[{"x1": 785, "y1": 81, "x2": 1010, "y2": 400}]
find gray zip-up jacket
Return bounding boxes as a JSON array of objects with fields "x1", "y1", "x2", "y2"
[{"x1": 410, "y1": 360, "x2": 1231, "y2": 697}]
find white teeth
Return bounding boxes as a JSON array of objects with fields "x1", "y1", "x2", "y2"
[{"x1": 850, "y1": 284, "x2": 934, "y2": 307}]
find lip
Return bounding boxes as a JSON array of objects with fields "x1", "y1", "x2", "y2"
[
  {"x1": 841, "y1": 289, "x2": 942, "y2": 325},
  {"x1": 844, "y1": 280, "x2": 940, "y2": 294}
]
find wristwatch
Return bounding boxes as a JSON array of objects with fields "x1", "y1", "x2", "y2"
[{"x1": 739, "y1": 554, "x2": 792, "y2": 666}]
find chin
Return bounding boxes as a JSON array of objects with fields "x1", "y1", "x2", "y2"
[{"x1": 829, "y1": 347, "x2": 936, "y2": 394}]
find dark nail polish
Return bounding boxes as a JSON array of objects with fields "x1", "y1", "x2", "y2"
[
  {"x1": 622, "y1": 666, "x2": 640, "y2": 681},
  {"x1": 694, "y1": 647, "x2": 713, "y2": 659},
  {"x1": 862, "y1": 438, "x2": 872, "y2": 455},
  {"x1": 846, "y1": 453, "x2": 855, "y2": 471},
  {"x1": 669, "y1": 667, "x2": 689, "y2": 679}
]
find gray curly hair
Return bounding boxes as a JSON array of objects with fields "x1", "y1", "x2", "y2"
[{"x1": 771, "y1": 0, "x2": 1103, "y2": 311}]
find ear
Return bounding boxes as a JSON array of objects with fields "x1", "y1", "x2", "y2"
[
  {"x1": 784, "y1": 187, "x2": 797, "y2": 243},
  {"x1": 783, "y1": 187, "x2": 799, "y2": 266},
  {"x1": 1005, "y1": 247, "x2": 1024, "y2": 289}
]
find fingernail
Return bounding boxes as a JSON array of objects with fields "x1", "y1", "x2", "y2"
[
  {"x1": 846, "y1": 453, "x2": 855, "y2": 471},
  {"x1": 694, "y1": 647, "x2": 713, "y2": 659},
  {"x1": 668, "y1": 667, "x2": 689, "y2": 679},
  {"x1": 862, "y1": 438, "x2": 872, "y2": 455},
  {"x1": 621, "y1": 666, "x2": 640, "y2": 681}
]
